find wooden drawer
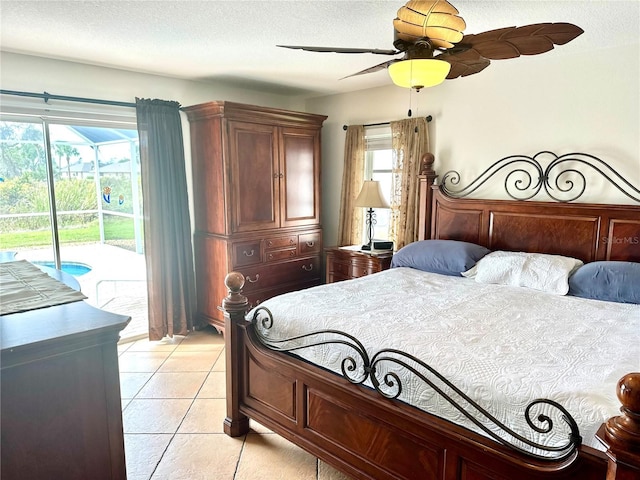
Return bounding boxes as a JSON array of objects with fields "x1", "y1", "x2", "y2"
[
  {"x1": 232, "y1": 240, "x2": 262, "y2": 267},
  {"x1": 266, "y1": 247, "x2": 297, "y2": 262},
  {"x1": 299, "y1": 232, "x2": 321, "y2": 255},
  {"x1": 244, "y1": 278, "x2": 321, "y2": 310},
  {"x1": 350, "y1": 259, "x2": 377, "y2": 277},
  {"x1": 265, "y1": 235, "x2": 297, "y2": 249},
  {"x1": 330, "y1": 260, "x2": 351, "y2": 278},
  {"x1": 325, "y1": 247, "x2": 393, "y2": 284},
  {"x1": 240, "y1": 256, "x2": 321, "y2": 293}
]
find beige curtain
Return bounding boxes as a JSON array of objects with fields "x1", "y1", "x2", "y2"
[
  {"x1": 136, "y1": 98, "x2": 196, "y2": 340},
  {"x1": 337, "y1": 125, "x2": 365, "y2": 246},
  {"x1": 389, "y1": 118, "x2": 429, "y2": 250}
]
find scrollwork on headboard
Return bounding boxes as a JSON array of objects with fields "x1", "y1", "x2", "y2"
[{"x1": 441, "y1": 151, "x2": 640, "y2": 203}]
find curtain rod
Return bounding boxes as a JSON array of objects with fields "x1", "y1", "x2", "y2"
[
  {"x1": 0, "y1": 89, "x2": 137, "y2": 108},
  {"x1": 343, "y1": 115, "x2": 432, "y2": 130}
]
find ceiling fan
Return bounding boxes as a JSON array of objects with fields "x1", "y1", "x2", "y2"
[{"x1": 278, "y1": 0, "x2": 584, "y2": 90}]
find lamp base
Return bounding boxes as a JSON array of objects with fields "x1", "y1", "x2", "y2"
[{"x1": 361, "y1": 244, "x2": 372, "y2": 251}]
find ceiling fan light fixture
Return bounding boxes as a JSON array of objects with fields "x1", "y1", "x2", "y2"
[{"x1": 388, "y1": 59, "x2": 451, "y2": 90}]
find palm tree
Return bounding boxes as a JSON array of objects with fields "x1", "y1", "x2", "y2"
[{"x1": 54, "y1": 144, "x2": 80, "y2": 178}]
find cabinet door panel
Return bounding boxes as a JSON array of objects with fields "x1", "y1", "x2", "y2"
[
  {"x1": 280, "y1": 128, "x2": 321, "y2": 227},
  {"x1": 229, "y1": 122, "x2": 279, "y2": 232}
]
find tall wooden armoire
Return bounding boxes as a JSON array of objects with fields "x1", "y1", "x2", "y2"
[{"x1": 184, "y1": 101, "x2": 327, "y2": 332}]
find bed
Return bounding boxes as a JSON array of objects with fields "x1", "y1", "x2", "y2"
[{"x1": 221, "y1": 151, "x2": 640, "y2": 480}]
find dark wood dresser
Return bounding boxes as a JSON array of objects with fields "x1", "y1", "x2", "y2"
[
  {"x1": 184, "y1": 101, "x2": 327, "y2": 331},
  {"x1": 1, "y1": 301, "x2": 130, "y2": 480},
  {"x1": 325, "y1": 246, "x2": 393, "y2": 283}
]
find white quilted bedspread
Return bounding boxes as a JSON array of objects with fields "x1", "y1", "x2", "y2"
[{"x1": 252, "y1": 267, "x2": 640, "y2": 453}]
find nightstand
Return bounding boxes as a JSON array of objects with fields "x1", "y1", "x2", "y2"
[{"x1": 325, "y1": 246, "x2": 393, "y2": 283}]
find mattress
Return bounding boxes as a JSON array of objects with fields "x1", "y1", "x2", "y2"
[{"x1": 252, "y1": 267, "x2": 640, "y2": 454}]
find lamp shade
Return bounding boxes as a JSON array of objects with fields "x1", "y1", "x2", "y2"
[
  {"x1": 388, "y1": 59, "x2": 451, "y2": 90},
  {"x1": 354, "y1": 180, "x2": 390, "y2": 209}
]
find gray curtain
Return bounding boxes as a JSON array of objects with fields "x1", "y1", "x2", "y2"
[{"x1": 136, "y1": 98, "x2": 196, "y2": 340}]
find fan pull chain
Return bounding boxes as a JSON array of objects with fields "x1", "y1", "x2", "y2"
[
  {"x1": 407, "y1": 60, "x2": 413, "y2": 117},
  {"x1": 414, "y1": 89, "x2": 420, "y2": 132}
]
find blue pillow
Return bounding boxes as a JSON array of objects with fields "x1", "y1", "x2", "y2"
[
  {"x1": 391, "y1": 240, "x2": 490, "y2": 276},
  {"x1": 568, "y1": 261, "x2": 640, "y2": 304}
]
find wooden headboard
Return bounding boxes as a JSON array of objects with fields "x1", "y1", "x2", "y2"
[{"x1": 417, "y1": 152, "x2": 640, "y2": 263}]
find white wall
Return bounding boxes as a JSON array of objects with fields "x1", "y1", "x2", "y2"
[
  {"x1": 306, "y1": 43, "x2": 640, "y2": 247},
  {"x1": 0, "y1": 52, "x2": 304, "y2": 111}
]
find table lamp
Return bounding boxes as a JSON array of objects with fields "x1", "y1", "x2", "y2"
[{"x1": 354, "y1": 180, "x2": 390, "y2": 250}]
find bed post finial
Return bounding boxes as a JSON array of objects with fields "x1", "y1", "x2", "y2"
[
  {"x1": 418, "y1": 152, "x2": 438, "y2": 241},
  {"x1": 420, "y1": 152, "x2": 435, "y2": 175},
  {"x1": 596, "y1": 372, "x2": 640, "y2": 479},
  {"x1": 222, "y1": 271, "x2": 247, "y2": 313},
  {"x1": 222, "y1": 272, "x2": 250, "y2": 437}
]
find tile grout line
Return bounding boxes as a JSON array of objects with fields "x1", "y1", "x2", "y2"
[
  {"x1": 147, "y1": 432, "x2": 175, "y2": 480},
  {"x1": 124, "y1": 344, "x2": 225, "y2": 479},
  {"x1": 122, "y1": 338, "x2": 185, "y2": 480},
  {"x1": 142, "y1": 373, "x2": 221, "y2": 479},
  {"x1": 120, "y1": 344, "x2": 179, "y2": 411},
  {"x1": 119, "y1": 333, "x2": 229, "y2": 479},
  {"x1": 232, "y1": 433, "x2": 249, "y2": 480}
]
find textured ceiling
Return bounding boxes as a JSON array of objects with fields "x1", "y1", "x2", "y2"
[{"x1": 1, "y1": 1, "x2": 639, "y2": 97}]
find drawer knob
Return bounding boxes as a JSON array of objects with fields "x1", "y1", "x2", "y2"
[
  {"x1": 289, "y1": 239, "x2": 295, "y2": 245},
  {"x1": 302, "y1": 264, "x2": 313, "y2": 272},
  {"x1": 267, "y1": 241, "x2": 273, "y2": 247},
  {"x1": 289, "y1": 250, "x2": 295, "y2": 257},
  {"x1": 246, "y1": 274, "x2": 260, "y2": 284},
  {"x1": 305, "y1": 241, "x2": 315, "y2": 247},
  {"x1": 243, "y1": 249, "x2": 255, "y2": 257}
]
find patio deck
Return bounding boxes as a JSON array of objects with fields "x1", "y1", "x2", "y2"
[{"x1": 13, "y1": 243, "x2": 148, "y2": 342}]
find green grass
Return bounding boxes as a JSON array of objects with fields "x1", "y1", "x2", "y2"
[{"x1": 0, "y1": 218, "x2": 136, "y2": 249}]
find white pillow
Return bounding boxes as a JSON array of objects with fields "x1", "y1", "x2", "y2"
[{"x1": 462, "y1": 251, "x2": 583, "y2": 295}]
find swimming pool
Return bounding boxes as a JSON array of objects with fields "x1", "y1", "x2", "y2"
[{"x1": 32, "y1": 261, "x2": 92, "y2": 277}]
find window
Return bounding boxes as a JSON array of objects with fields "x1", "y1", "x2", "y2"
[
  {"x1": 0, "y1": 112, "x2": 148, "y2": 340},
  {"x1": 364, "y1": 125, "x2": 393, "y2": 241}
]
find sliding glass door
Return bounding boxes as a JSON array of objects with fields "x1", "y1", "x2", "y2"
[
  {"x1": 0, "y1": 119, "x2": 54, "y2": 259},
  {"x1": 0, "y1": 115, "x2": 148, "y2": 340}
]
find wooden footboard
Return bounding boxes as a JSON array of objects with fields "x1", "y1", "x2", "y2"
[{"x1": 221, "y1": 273, "x2": 640, "y2": 480}]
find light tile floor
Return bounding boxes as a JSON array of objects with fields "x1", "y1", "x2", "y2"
[{"x1": 118, "y1": 327, "x2": 352, "y2": 480}]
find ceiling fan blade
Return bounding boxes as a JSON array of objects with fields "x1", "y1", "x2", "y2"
[
  {"x1": 341, "y1": 59, "x2": 398, "y2": 79},
  {"x1": 277, "y1": 45, "x2": 399, "y2": 55},
  {"x1": 531, "y1": 22, "x2": 585, "y2": 45},
  {"x1": 460, "y1": 22, "x2": 584, "y2": 60},
  {"x1": 437, "y1": 50, "x2": 491, "y2": 79},
  {"x1": 394, "y1": 0, "x2": 466, "y2": 49}
]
